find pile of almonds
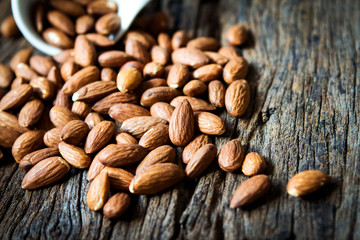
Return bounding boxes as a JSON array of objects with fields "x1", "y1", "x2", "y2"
[{"x1": 0, "y1": 0, "x2": 331, "y2": 219}]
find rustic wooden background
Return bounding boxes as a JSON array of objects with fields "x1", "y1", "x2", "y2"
[{"x1": 0, "y1": 0, "x2": 359, "y2": 239}]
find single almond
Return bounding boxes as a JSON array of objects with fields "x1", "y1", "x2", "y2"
[
  {"x1": 208, "y1": 80, "x2": 225, "y2": 108},
  {"x1": 0, "y1": 64, "x2": 14, "y2": 88},
  {"x1": 182, "y1": 134, "x2": 212, "y2": 164},
  {"x1": 62, "y1": 66, "x2": 100, "y2": 95},
  {"x1": 116, "y1": 133, "x2": 138, "y2": 145},
  {"x1": 230, "y1": 175, "x2": 271, "y2": 208},
  {"x1": 104, "y1": 166, "x2": 134, "y2": 190},
  {"x1": 120, "y1": 60, "x2": 144, "y2": 72},
  {"x1": 42, "y1": 28, "x2": 74, "y2": 49},
  {"x1": 97, "y1": 144, "x2": 148, "y2": 167},
  {"x1": 0, "y1": 15, "x2": 19, "y2": 37},
  {"x1": 86, "y1": 170, "x2": 110, "y2": 211},
  {"x1": 187, "y1": 37, "x2": 219, "y2": 51},
  {"x1": 12, "y1": 130, "x2": 45, "y2": 162},
  {"x1": 225, "y1": 79, "x2": 250, "y2": 117},
  {"x1": 44, "y1": 127, "x2": 62, "y2": 148},
  {"x1": 61, "y1": 120, "x2": 89, "y2": 145},
  {"x1": 59, "y1": 141, "x2": 91, "y2": 168},
  {"x1": 116, "y1": 68, "x2": 143, "y2": 93},
  {"x1": 72, "y1": 81, "x2": 117, "y2": 102},
  {"x1": 30, "y1": 77, "x2": 55, "y2": 101},
  {"x1": 87, "y1": 0, "x2": 118, "y2": 15},
  {"x1": 286, "y1": 170, "x2": 331, "y2": 197},
  {"x1": 125, "y1": 30, "x2": 155, "y2": 50},
  {"x1": 84, "y1": 121, "x2": 115, "y2": 154},
  {"x1": 109, "y1": 103, "x2": 150, "y2": 124},
  {"x1": 136, "y1": 78, "x2": 167, "y2": 96},
  {"x1": 151, "y1": 46, "x2": 169, "y2": 65},
  {"x1": 71, "y1": 101, "x2": 92, "y2": 119},
  {"x1": 158, "y1": 33, "x2": 172, "y2": 53},
  {"x1": 119, "y1": 116, "x2": 168, "y2": 139},
  {"x1": 101, "y1": 68, "x2": 117, "y2": 82},
  {"x1": 19, "y1": 148, "x2": 60, "y2": 171},
  {"x1": 194, "y1": 111, "x2": 226, "y2": 135},
  {"x1": 47, "y1": 10, "x2": 75, "y2": 36},
  {"x1": 169, "y1": 99, "x2": 195, "y2": 146},
  {"x1": 47, "y1": 66, "x2": 64, "y2": 89},
  {"x1": 18, "y1": 99, "x2": 44, "y2": 128},
  {"x1": 167, "y1": 63, "x2": 189, "y2": 88},
  {"x1": 60, "y1": 60, "x2": 79, "y2": 81},
  {"x1": 150, "y1": 102, "x2": 174, "y2": 122},
  {"x1": 171, "y1": 48, "x2": 209, "y2": 68},
  {"x1": 103, "y1": 193, "x2": 131, "y2": 219},
  {"x1": 140, "y1": 86, "x2": 182, "y2": 107},
  {"x1": 50, "y1": 105, "x2": 80, "y2": 127},
  {"x1": 185, "y1": 144, "x2": 217, "y2": 179},
  {"x1": 34, "y1": 1, "x2": 45, "y2": 33},
  {"x1": 76, "y1": 15, "x2": 95, "y2": 34},
  {"x1": 183, "y1": 80, "x2": 207, "y2": 97},
  {"x1": 49, "y1": 0, "x2": 85, "y2": 17},
  {"x1": 0, "y1": 126, "x2": 21, "y2": 148},
  {"x1": 204, "y1": 51, "x2": 228, "y2": 65},
  {"x1": 143, "y1": 62, "x2": 164, "y2": 79},
  {"x1": 53, "y1": 49, "x2": 75, "y2": 64},
  {"x1": 0, "y1": 111, "x2": 28, "y2": 134},
  {"x1": 10, "y1": 48, "x2": 33, "y2": 72},
  {"x1": 92, "y1": 92, "x2": 138, "y2": 114},
  {"x1": 95, "y1": 13, "x2": 120, "y2": 35},
  {"x1": 223, "y1": 59, "x2": 249, "y2": 84},
  {"x1": 171, "y1": 30, "x2": 188, "y2": 50},
  {"x1": 10, "y1": 77, "x2": 26, "y2": 90},
  {"x1": 53, "y1": 89, "x2": 72, "y2": 109},
  {"x1": 125, "y1": 39, "x2": 151, "y2": 64},
  {"x1": 170, "y1": 96, "x2": 216, "y2": 111},
  {"x1": 218, "y1": 139, "x2": 244, "y2": 172},
  {"x1": 0, "y1": 84, "x2": 32, "y2": 111},
  {"x1": 226, "y1": 25, "x2": 248, "y2": 46},
  {"x1": 87, "y1": 154, "x2": 105, "y2": 181},
  {"x1": 74, "y1": 35, "x2": 97, "y2": 67},
  {"x1": 84, "y1": 112, "x2": 103, "y2": 130},
  {"x1": 98, "y1": 51, "x2": 132, "y2": 68},
  {"x1": 136, "y1": 145, "x2": 175, "y2": 175},
  {"x1": 129, "y1": 163, "x2": 185, "y2": 195},
  {"x1": 15, "y1": 63, "x2": 39, "y2": 81},
  {"x1": 138, "y1": 125, "x2": 169, "y2": 150},
  {"x1": 22, "y1": 156, "x2": 70, "y2": 190},
  {"x1": 218, "y1": 46, "x2": 243, "y2": 62},
  {"x1": 192, "y1": 64, "x2": 223, "y2": 83},
  {"x1": 242, "y1": 152, "x2": 267, "y2": 176}
]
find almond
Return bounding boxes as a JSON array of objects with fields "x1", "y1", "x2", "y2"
[
  {"x1": 44, "y1": 127, "x2": 62, "y2": 148},
  {"x1": 0, "y1": 64, "x2": 14, "y2": 88},
  {"x1": 53, "y1": 90, "x2": 72, "y2": 109},
  {"x1": 15, "y1": 63, "x2": 38, "y2": 81},
  {"x1": 194, "y1": 111, "x2": 226, "y2": 135},
  {"x1": 218, "y1": 46, "x2": 243, "y2": 62},
  {"x1": 187, "y1": 37, "x2": 219, "y2": 51},
  {"x1": 208, "y1": 80, "x2": 225, "y2": 108},
  {"x1": 130, "y1": 163, "x2": 185, "y2": 195},
  {"x1": 84, "y1": 121, "x2": 115, "y2": 154},
  {"x1": 230, "y1": 175, "x2": 271, "y2": 208},
  {"x1": 103, "y1": 193, "x2": 131, "y2": 219},
  {"x1": 140, "y1": 86, "x2": 182, "y2": 107},
  {"x1": 59, "y1": 141, "x2": 91, "y2": 168},
  {"x1": 71, "y1": 101, "x2": 92, "y2": 119},
  {"x1": 0, "y1": 111, "x2": 28, "y2": 134},
  {"x1": 182, "y1": 134, "x2": 212, "y2": 164},
  {"x1": 61, "y1": 120, "x2": 89, "y2": 145},
  {"x1": 60, "y1": 60, "x2": 79, "y2": 81},
  {"x1": 169, "y1": 99, "x2": 195, "y2": 146},
  {"x1": 49, "y1": 105, "x2": 80, "y2": 127},
  {"x1": 97, "y1": 144, "x2": 148, "y2": 167},
  {"x1": 143, "y1": 62, "x2": 164, "y2": 79},
  {"x1": 12, "y1": 130, "x2": 45, "y2": 162},
  {"x1": 226, "y1": 25, "x2": 248, "y2": 46},
  {"x1": 192, "y1": 64, "x2": 223, "y2": 83},
  {"x1": 183, "y1": 80, "x2": 207, "y2": 97},
  {"x1": 151, "y1": 46, "x2": 169, "y2": 65},
  {"x1": 223, "y1": 59, "x2": 248, "y2": 84},
  {"x1": 158, "y1": 33, "x2": 172, "y2": 53},
  {"x1": 242, "y1": 152, "x2": 267, "y2": 176},
  {"x1": 125, "y1": 31, "x2": 155, "y2": 50},
  {"x1": 116, "y1": 133, "x2": 138, "y2": 145},
  {"x1": 76, "y1": 15, "x2": 94, "y2": 34},
  {"x1": 74, "y1": 35, "x2": 97, "y2": 67},
  {"x1": 19, "y1": 148, "x2": 60, "y2": 171},
  {"x1": 30, "y1": 77, "x2": 55, "y2": 101},
  {"x1": 120, "y1": 116, "x2": 168, "y2": 139},
  {"x1": 185, "y1": 144, "x2": 217, "y2": 179},
  {"x1": 87, "y1": 154, "x2": 105, "y2": 181},
  {"x1": 42, "y1": 28, "x2": 74, "y2": 49},
  {"x1": 0, "y1": 84, "x2": 32, "y2": 111},
  {"x1": 136, "y1": 145, "x2": 175, "y2": 175},
  {"x1": 47, "y1": 10, "x2": 75, "y2": 36},
  {"x1": 95, "y1": 13, "x2": 120, "y2": 35},
  {"x1": 171, "y1": 30, "x2": 188, "y2": 50},
  {"x1": 0, "y1": 126, "x2": 21, "y2": 148},
  {"x1": 150, "y1": 102, "x2": 174, "y2": 122},
  {"x1": 225, "y1": 79, "x2": 250, "y2": 117},
  {"x1": 170, "y1": 96, "x2": 216, "y2": 111},
  {"x1": 47, "y1": 66, "x2": 63, "y2": 88},
  {"x1": 84, "y1": 112, "x2": 103, "y2": 130},
  {"x1": 34, "y1": 1, "x2": 45, "y2": 33},
  {"x1": 21, "y1": 156, "x2": 70, "y2": 190},
  {"x1": 218, "y1": 139, "x2": 244, "y2": 172},
  {"x1": 92, "y1": 92, "x2": 138, "y2": 114},
  {"x1": 167, "y1": 63, "x2": 189, "y2": 88},
  {"x1": 136, "y1": 78, "x2": 167, "y2": 96},
  {"x1": 117, "y1": 68, "x2": 143, "y2": 93},
  {"x1": 36, "y1": 106, "x2": 55, "y2": 131},
  {"x1": 0, "y1": 15, "x2": 19, "y2": 37},
  {"x1": 120, "y1": 60, "x2": 145, "y2": 72},
  {"x1": 53, "y1": 49, "x2": 75, "y2": 64},
  {"x1": 49, "y1": 0, "x2": 85, "y2": 17},
  {"x1": 62, "y1": 66, "x2": 100, "y2": 95},
  {"x1": 10, "y1": 77, "x2": 26, "y2": 90},
  {"x1": 18, "y1": 99, "x2": 44, "y2": 128},
  {"x1": 72, "y1": 81, "x2": 117, "y2": 102},
  {"x1": 286, "y1": 170, "x2": 331, "y2": 197},
  {"x1": 104, "y1": 166, "x2": 134, "y2": 190},
  {"x1": 101, "y1": 68, "x2": 117, "y2": 82},
  {"x1": 86, "y1": 170, "x2": 110, "y2": 211},
  {"x1": 87, "y1": 0, "x2": 118, "y2": 15},
  {"x1": 139, "y1": 125, "x2": 169, "y2": 150},
  {"x1": 125, "y1": 39, "x2": 151, "y2": 64},
  {"x1": 109, "y1": 103, "x2": 150, "y2": 123},
  {"x1": 10, "y1": 48, "x2": 33, "y2": 72},
  {"x1": 172, "y1": 48, "x2": 209, "y2": 68},
  {"x1": 204, "y1": 51, "x2": 228, "y2": 65},
  {"x1": 98, "y1": 51, "x2": 132, "y2": 68}
]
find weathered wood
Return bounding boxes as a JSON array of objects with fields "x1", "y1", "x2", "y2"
[{"x1": 0, "y1": 0, "x2": 360, "y2": 239}]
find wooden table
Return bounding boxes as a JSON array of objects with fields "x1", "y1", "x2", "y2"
[{"x1": 0, "y1": 0, "x2": 359, "y2": 239}]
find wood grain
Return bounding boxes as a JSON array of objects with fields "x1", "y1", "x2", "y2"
[{"x1": 0, "y1": 0, "x2": 359, "y2": 239}]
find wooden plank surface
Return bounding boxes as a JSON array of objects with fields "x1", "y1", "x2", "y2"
[{"x1": 0, "y1": 0, "x2": 360, "y2": 239}]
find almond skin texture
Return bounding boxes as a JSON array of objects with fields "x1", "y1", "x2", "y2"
[
  {"x1": 60, "y1": 60, "x2": 79, "y2": 81},
  {"x1": 140, "y1": 86, "x2": 182, "y2": 107},
  {"x1": 150, "y1": 102, "x2": 174, "y2": 122},
  {"x1": 10, "y1": 48, "x2": 33, "y2": 71},
  {"x1": 167, "y1": 63, "x2": 189, "y2": 88},
  {"x1": 85, "y1": 33, "x2": 115, "y2": 47},
  {"x1": 61, "y1": 120, "x2": 89, "y2": 145},
  {"x1": 226, "y1": 25, "x2": 248, "y2": 46},
  {"x1": 187, "y1": 37, "x2": 219, "y2": 51},
  {"x1": 182, "y1": 134, "x2": 212, "y2": 164},
  {"x1": 86, "y1": 170, "x2": 110, "y2": 211},
  {"x1": 183, "y1": 80, "x2": 207, "y2": 97},
  {"x1": 208, "y1": 80, "x2": 225, "y2": 108},
  {"x1": 139, "y1": 125, "x2": 170, "y2": 150},
  {"x1": 84, "y1": 121, "x2": 115, "y2": 154},
  {"x1": 158, "y1": 33, "x2": 172, "y2": 53},
  {"x1": 109, "y1": 103, "x2": 150, "y2": 123},
  {"x1": 76, "y1": 15, "x2": 94, "y2": 34},
  {"x1": 103, "y1": 193, "x2": 131, "y2": 219},
  {"x1": 136, "y1": 78, "x2": 167, "y2": 96},
  {"x1": 12, "y1": 130, "x2": 45, "y2": 162},
  {"x1": 92, "y1": 92, "x2": 138, "y2": 114},
  {"x1": 0, "y1": 64, "x2": 14, "y2": 88},
  {"x1": 95, "y1": 13, "x2": 120, "y2": 35},
  {"x1": 169, "y1": 99, "x2": 195, "y2": 146},
  {"x1": 170, "y1": 96, "x2": 216, "y2": 111},
  {"x1": 54, "y1": 90, "x2": 72, "y2": 109},
  {"x1": 185, "y1": 144, "x2": 217, "y2": 179},
  {"x1": 50, "y1": 105, "x2": 80, "y2": 127},
  {"x1": 204, "y1": 51, "x2": 228, "y2": 65},
  {"x1": 129, "y1": 163, "x2": 185, "y2": 195},
  {"x1": 47, "y1": 10, "x2": 75, "y2": 36},
  {"x1": 218, "y1": 139, "x2": 244, "y2": 172},
  {"x1": 15, "y1": 63, "x2": 38, "y2": 81},
  {"x1": 0, "y1": 84, "x2": 33, "y2": 111},
  {"x1": 143, "y1": 62, "x2": 164, "y2": 79},
  {"x1": 192, "y1": 64, "x2": 223, "y2": 83},
  {"x1": 19, "y1": 147, "x2": 60, "y2": 171},
  {"x1": 18, "y1": 99, "x2": 45, "y2": 128},
  {"x1": 104, "y1": 166, "x2": 134, "y2": 190},
  {"x1": 136, "y1": 145, "x2": 175, "y2": 175},
  {"x1": 71, "y1": 101, "x2": 92, "y2": 119},
  {"x1": 242, "y1": 152, "x2": 267, "y2": 176},
  {"x1": 286, "y1": 170, "x2": 331, "y2": 197},
  {"x1": 120, "y1": 116, "x2": 167, "y2": 139},
  {"x1": 225, "y1": 80, "x2": 250, "y2": 117},
  {"x1": 171, "y1": 30, "x2": 188, "y2": 50},
  {"x1": 50, "y1": 0, "x2": 85, "y2": 17},
  {"x1": 87, "y1": 154, "x2": 105, "y2": 181},
  {"x1": 0, "y1": 126, "x2": 21, "y2": 148},
  {"x1": 87, "y1": 0, "x2": 118, "y2": 15},
  {"x1": 59, "y1": 141, "x2": 91, "y2": 168},
  {"x1": 62, "y1": 66, "x2": 100, "y2": 95},
  {"x1": 44, "y1": 127, "x2": 62, "y2": 148},
  {"x1": 74, "y1": 35, "x2": 97, "y2": 67},
  {"x1": 151, "y1": 46, "x2": 169, "y2": 65},
  {"x1": 47, "y1": 66, "x2": 63, "y2": 88},
  {"x1": 53, "y1": 49, "x2": 75, "y2": 64},
  {"x1": 72, "y1": 81, "x2": 117, "y2": 102},
  {"x1": 117, "y1": 68, "x2": 143, "y2": 93},
  {"x1": 85, "y1": 112, "x2": 103, "y2": 130},
  {"x1": 125, "y1": 39, "x2": 151, "y2": 64},
  {"x1": 0, "y1": 111, "x2": 29, "y2": 134},
  {"x1": 120, "y1": 60, "x2": 145, "y2": 72},
  {"x1": 43, "y1": 28, "x2": 74, "y2": 49},
  {"x1": 171, "y1": 48, "x2": 209, "y2": 69},
  {"x1": 230, "y1": 175, "x2": 271, "y2": 208},
  {"x1": 30, "y1": 77, "x2": 55, "y2": 101},
  {"x1": 22, "y1": 157, "x2": 70, "y2": 190},
  {"x1": 101, "y1": 68, "x2": 117, "y2": 82},
  {"x1": 194, "y1": 112, "x2": 226, "y2": 135},
  {"x1": 223, "y1": 59, "x2": 248, "y2": 84},
  {"x1": 97, "y1": 144, "x2": 148, "y2": 167},
  {"x1": 98, "y1": 51, "x2": 132, "y2": 68},
  {"x1": 218, "y1": 46, "x2": 243, "y2": 62},
  {"x1": 116, "y1": 133, "x2": 138, "y2": 145}
]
